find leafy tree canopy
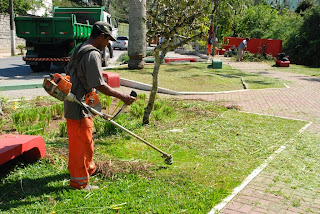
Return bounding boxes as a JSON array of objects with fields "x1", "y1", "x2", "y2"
[
  {"x1": 147, "y1": 0, "x2": 211, "y2": 50},
  {"x1": 284, "y1": 6, "x2": 320, "y2": 66},
  {"x1": 110, "y1": 0, "x2": 129, "y2": 23},
  {"x1": 52, "y1": 0, "x2": 86, "y2": 8},
  {"x1": 0, "y1": 0, "x2": 35, "y2": 15},
  {"x1": 236, "y1": 3, "x2": 278, "y2": 38},
  {"x1": 142, "y1": 0, "x2": 211, "y2": 124}
]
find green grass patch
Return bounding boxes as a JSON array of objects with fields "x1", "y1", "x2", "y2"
[
  {"x1": 0, "y1": 96, "x2": 307, "y2": 213},
  {"x1": 268, "y1": 63, "x2": 320, "y2": 77},
  {"x1": 109, "y1": 63, "x2": 284, "y2": 91}
]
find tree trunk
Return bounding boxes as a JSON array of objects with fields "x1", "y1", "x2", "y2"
[
  {"x1": 128, "y1": 0, "x2": 146, "y2": 69},
  {"x1": 143, "y1": 49, "x2": 166, "y2": 124}
]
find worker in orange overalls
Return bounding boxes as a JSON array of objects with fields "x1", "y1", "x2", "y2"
[
  {"x1": 207, "y1": 29, "x2": 213, "y2": 56},
  {"x1": 64, "y1": 21, "x2": 136, "y2": 191}
]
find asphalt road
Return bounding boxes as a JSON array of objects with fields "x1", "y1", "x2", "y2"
[
  {"x1": 0, "y1": 50, "x2": 126, "y2": 99},
  {"x1": 0, "y1": 56, "x2": 35, "y2": 79},
  {"x1": 0, "y1": 49, "x2": 125, "y2": 77}
]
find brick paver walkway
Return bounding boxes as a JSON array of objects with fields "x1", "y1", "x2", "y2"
[{"x1": 183, "y1": 57, "x2": 320, "y2": 214}]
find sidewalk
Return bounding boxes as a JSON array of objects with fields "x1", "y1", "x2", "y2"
[
  {"x1": 182, "y1": 56, "x2": 320, "y2": 213},
  {"x1": 0, "y1": 49, "x2": 21, "y2": 58}
]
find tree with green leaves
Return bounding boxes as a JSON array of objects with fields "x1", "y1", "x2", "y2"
[
  {"x1": 0, "y1": 0, "x2": 33, "y2": 15},
  {"x1": 142, "y1": 0, "x2": 211, "y2": 124},
  {"x1": 109, "y1": 0, "x2": 130, "y2": 23},
  {"x1": 236, "y1": 3, "x2": 278, "y2": 38},
  {"x1": 284, "y1": 6, "x2": 320, "y2": 67},
  {"x1": 52, "y1": 0, "x2": 86, "y2": 8},
  {"x1": 208, "y1": 0, "x2": 248, "y2": 50}
]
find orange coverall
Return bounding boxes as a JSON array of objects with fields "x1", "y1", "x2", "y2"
[{"x1": 67, "y1": 117, "x2": 96, "y2": 189}]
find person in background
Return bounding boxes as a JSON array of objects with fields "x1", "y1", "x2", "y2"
[
  {"x1": 237, "y1": 37, "x2": 250, "y2": 62},
  {"x1": 207, "y1": 30, "x2": 213, "y2": 56}
]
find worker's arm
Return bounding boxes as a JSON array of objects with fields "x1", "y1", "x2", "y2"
[{"x1": 95, "y1": 84, "x2": 135, "y2": 105}]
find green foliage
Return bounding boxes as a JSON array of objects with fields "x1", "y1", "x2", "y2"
[
  {"x1": 147, "y1": 0, "x2": 211, "y2": 50},
  {"x1": 0, "y1": 0, "x2": 33, "y2": 14},
  {"x1": 11, "y1": 103, "x2": 64, "y2": 135},
  {"x1": 220, "y1": 3, "x2": 302, "y2": 44},
  {"x1": 213, "y1": 0, "x2": 249, "y2": 40},
  {"x1": 93, "y1": 93, "x2": 174, "y2": 138},
  {"x1": 16, "y1": 44, "x2": 25, "y2": 55},
  {"x1": 240, "y1": 52, "x2": 274, "y2": 62},
  {"x1": 251, "y1": 28, "x2": 264, "y2": 38},
  {"x1": 58, "y1": 121, "x2": 67, "y2": 137},
  {"x1": 110, "y1": 0, "x2": 129, "y2": 23},
  {"x1": 237, "y1": 4, "x2": 279, "y2": 38},
  {"x1": 116, "y1": 52, "x2": 129, "y2": 62},
  {"x1": 264, "y1": 9, "x2": 302, "y2": 42},
  {"x1": 151, "y1": 99, "x2": 174, "y2": 120},
  {"x1": 283, "y1": 6, "x2": 320, "y2": 67},
  {"x1": 52, "y1": 0, "x2": 86, "y2": 7}
]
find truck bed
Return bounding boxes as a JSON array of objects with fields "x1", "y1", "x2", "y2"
[{"x1": 15, "y1": 15, "x2": 92, "y2": 42}]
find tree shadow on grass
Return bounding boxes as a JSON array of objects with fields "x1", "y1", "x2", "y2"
[
  {"x1": 299, "y1": 77, "x2": 320, "y2": 82},
  {"x1": 245, "y1": 80, "x2": 274, "y2": 85},
  {"x1": 206, "y1": 65, "x2": 257, "y2": 78},
  {"x1": 0, "y1": 157, "x2": 69, "y2": 211}
]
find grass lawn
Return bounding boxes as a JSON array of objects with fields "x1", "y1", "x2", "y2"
[
  {"x1": 0, "y1": 95, "x2": 309, "y2": 213},
  {"x1": 265, "y1": 62, "x2": 320, "y2": 77},
  {"x1": 108, "y1": 63, "x2": 285, "y2": 91}
]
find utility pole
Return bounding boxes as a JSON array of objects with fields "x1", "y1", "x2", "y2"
[{"x1": 9, "y1": 0, "x2": 16, "y2": 56}]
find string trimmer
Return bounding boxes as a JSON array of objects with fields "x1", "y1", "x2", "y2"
[{"x1": 43, "y1": 73, "x2": 173, "y2": 165}]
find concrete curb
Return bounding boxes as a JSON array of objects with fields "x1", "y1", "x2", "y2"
[{"x1": 120, "y1": 77, "x2": 248, "y2": 95}]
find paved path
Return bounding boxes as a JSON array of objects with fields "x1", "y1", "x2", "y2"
[
  {"x1": 184, "y1": 56, "x2": 320, "y2": 132},
  {"x1": 182, "y1": 56, "x2": 320, "y2": 214}
]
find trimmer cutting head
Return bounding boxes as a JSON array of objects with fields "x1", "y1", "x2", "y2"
[{"x1": 163, "y1": 154, "x2": 173, "y2": 165}]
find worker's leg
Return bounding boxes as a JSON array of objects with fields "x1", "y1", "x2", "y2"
[
  {"x1": 240, "y1": 49, "x2": 245, "y2": 61},
  {"x1": 207, "y1": 44, "x2": 212, "y2": 56},
  {"x1": 237, "y1": 48, "x2": 241, "y2": 61},
  {"x1": 237, "y1": 48, "x2": 243, "y2": 61},
  {"x1": 67, "y1": 117, "x2": 95, "y2": 189}
]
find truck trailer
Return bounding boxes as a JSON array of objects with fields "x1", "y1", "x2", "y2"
[{"x1": 15, "y1": 6, "x2": 118, "y2": 72}]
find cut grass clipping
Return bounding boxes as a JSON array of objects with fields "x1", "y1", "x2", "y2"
[
  {"x1": 264, "y1": 133, "x2": 320, "y2": 211},
  {"x1": 0, "y1": 95, "x2": 309, "y2": 213},
  {"x1": 108, "y1": 63, "x2": 285, "y2": 91}
]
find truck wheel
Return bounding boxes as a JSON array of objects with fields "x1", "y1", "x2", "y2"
[
  {"x1": 102, "y1": 47, "x2": 110, "y2": 67},
  {"x1": 30, "y1": 62, "x2": 51, "y2": 72}
]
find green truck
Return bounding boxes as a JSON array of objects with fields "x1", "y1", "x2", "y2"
[{"x1": 15, "y1": 6, "x2": 118, "y2": 72}]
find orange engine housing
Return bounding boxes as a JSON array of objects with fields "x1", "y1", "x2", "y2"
[{"x1": 53, "y1": 73, "x2": 72, "y2": 95}]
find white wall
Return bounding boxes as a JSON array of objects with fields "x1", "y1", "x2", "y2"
[{"x1": 27, "y1": 0, "x2": 53, "y2": 17}]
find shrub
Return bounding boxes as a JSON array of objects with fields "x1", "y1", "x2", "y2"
[{"x1": 283, "y1": 6, "x2": 320, "y2": 67}]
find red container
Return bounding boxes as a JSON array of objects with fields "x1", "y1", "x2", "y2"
[{"x1": 275, "y1": 59, "x2": 290, "y2": 67}]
